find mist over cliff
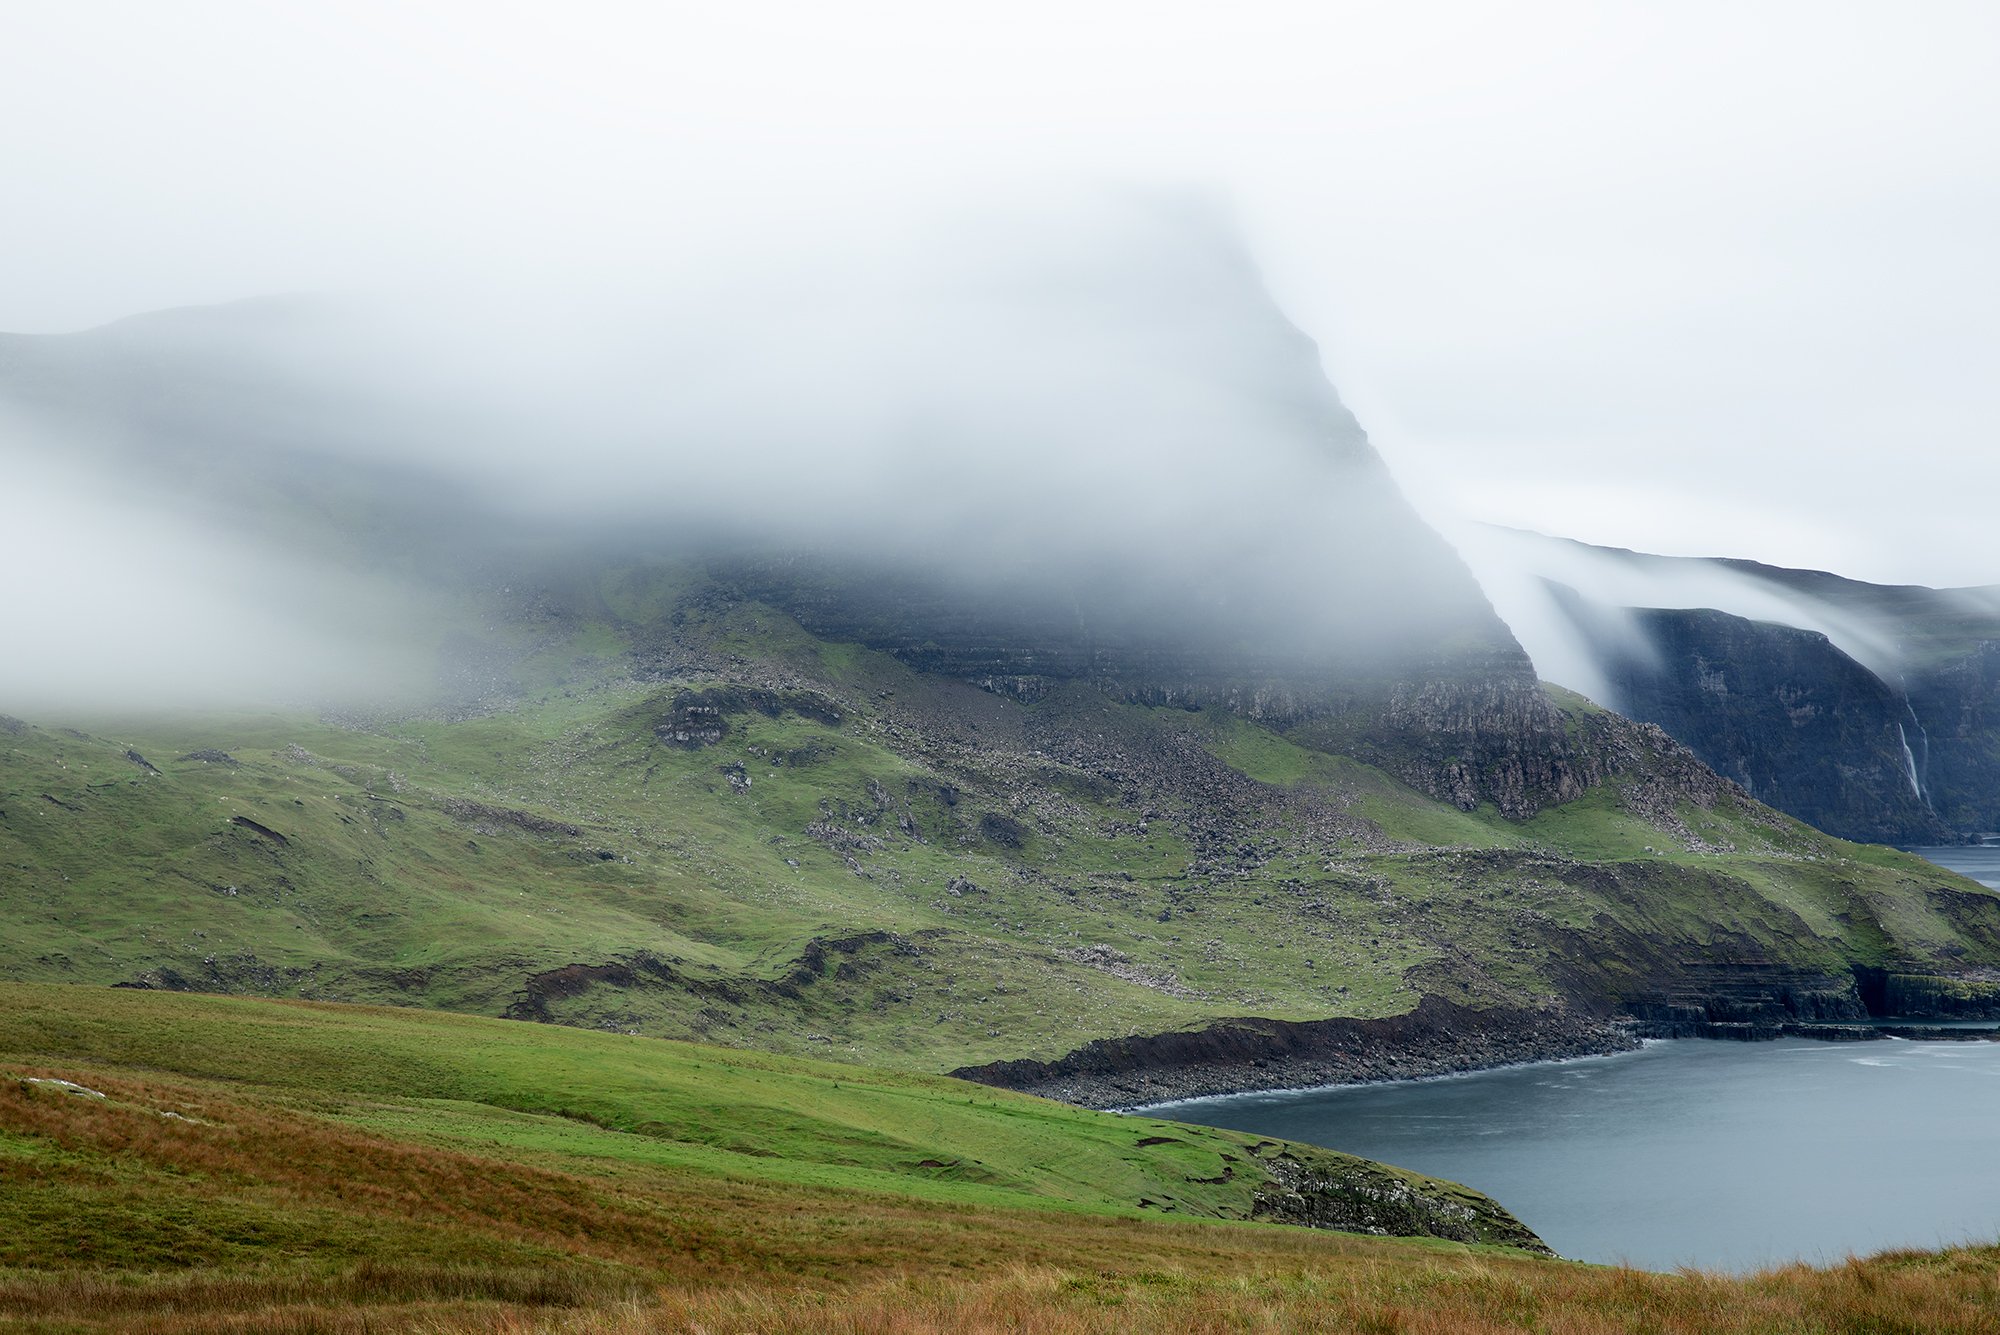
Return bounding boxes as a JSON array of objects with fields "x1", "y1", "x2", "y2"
[
  {"x1": 0, "y1": 197, "x2": 1519, "y2": 713},
  {"x1": 1463, "y1": 527, "x2": 2000, "y2": 841}
]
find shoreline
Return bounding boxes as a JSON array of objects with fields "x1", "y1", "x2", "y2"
[
  {"x1": 1126, "y1": 1020, "x2": 2000, "y2": 1114},
  {"x1": 951, "y1": 997, "x2": 1641, "y2": 1111},
  {"x1": 1122, "y1": 1040, "x2": 1659, "y2": 1115},
  {"x1": 956, "y1": 1005, "x2": 2000, "y2": 1112},
  {"x1": 1623, "y1": 1016, "x2": 2000, "y2": 1043}
]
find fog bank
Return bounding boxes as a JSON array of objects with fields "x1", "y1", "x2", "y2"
[{"x1": 0, "y1": 196, "x2": 1501, "y2": 710}]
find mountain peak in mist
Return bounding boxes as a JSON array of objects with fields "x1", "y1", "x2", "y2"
[{"x1": 0, "y1": 197, "x2": 1524, "y2": 713}]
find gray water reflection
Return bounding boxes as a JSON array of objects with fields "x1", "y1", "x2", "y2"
[
  {"x1": 1149, "y1": 1038, "x2": 2000, "y2": 1271},
  {"x1": 1907, "y1": 843, "x2": 2000, "y2": 892}
]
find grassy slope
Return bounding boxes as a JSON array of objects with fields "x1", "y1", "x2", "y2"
[
  {"x1": 5, "y1": 580, "x2": 2000, "y2": 1073},
  {"x1": 2, "y1": 986, "x2": 1997, "y2": 1334},
  {"x1": 0, "y1": 983, "x2": 1404, "y2": 1226}
]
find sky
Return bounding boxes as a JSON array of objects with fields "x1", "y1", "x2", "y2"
[{"x1": 4, "y1": 1, "x2": 1998, "y2": 587}]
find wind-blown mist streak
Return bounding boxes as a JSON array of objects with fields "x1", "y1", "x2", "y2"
[
  {"x1": 1456, "y1": 524, "x2": 2000, "y2": 841},
  {"x1": 1454, "y1": 524, "x2": 2000, "y2": 707}
]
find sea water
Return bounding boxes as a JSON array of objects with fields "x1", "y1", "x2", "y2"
[
  {"x1": 1149, "y1": 1037, "x2": 2000, "y2": 1271},
  {"x1": 1145, "y1": 846, "x2": 2000, "y2": 1271},
  {"x1": 1905, "y1": 843, "x2": 2000, "y2": 893}
]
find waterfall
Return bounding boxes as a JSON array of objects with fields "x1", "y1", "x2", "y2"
[
  {"x1": 1895, "y1": 677, "x2": 1934, "y2": 810},
  {"x1": 1904, "y1": 703, "x2": 1932, "y2": 798},
  {"x1": 1898, "y1": 723, "x2": 1925, "y2": 801}
]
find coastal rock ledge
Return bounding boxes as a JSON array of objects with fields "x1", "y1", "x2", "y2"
[{"x1": 951, "y1": 996, "x2": 1634, "y2": 1109}]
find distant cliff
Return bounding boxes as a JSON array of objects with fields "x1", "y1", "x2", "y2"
[
  {"x1": 1486, "y1": 533, "x2": 2000, "y2": 844},
  {"x1": 1906, "y1": 641, "x2": 2000, "y2": 836},
  {"x1": 1586, "y1": 600, "x2": 1951, "y2": 843}
]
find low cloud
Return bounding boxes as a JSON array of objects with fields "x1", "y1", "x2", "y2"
[
  {"x1": 0, "y1": 407, "x2": 430, "y2": 712},
  {"x1": 1, "y1": 193, "x2": 1502, "y2": 712}
]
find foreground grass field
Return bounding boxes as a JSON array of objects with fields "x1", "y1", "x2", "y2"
[{"x1": 2, "y1": 986, "x2": 1997, "y2": 1332}]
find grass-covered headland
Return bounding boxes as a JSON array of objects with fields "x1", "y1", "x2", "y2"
[
  {"x1": 2, "y1": 984, "x2": 1997, "y2": 1333},
  {"x1": 6, "y1": 567, "x2": 2000, "y2": 1100}
]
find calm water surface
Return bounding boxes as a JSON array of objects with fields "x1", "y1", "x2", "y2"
[
  {"x1": 1151, "y1": 845, "x2": 2000, "y2": 1270},
  {"x1": 1907, "y1": 843, "x2": 2000, "y2": 891},
  {"x1": 1151, "y1": 1038, "x2": 2000, "y2": 1271}
]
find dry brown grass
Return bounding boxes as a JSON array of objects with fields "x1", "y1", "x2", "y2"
[
  {"x1": 5, "y1": 1064, "x2": 1998, "y2": 1332},
  {"x1": 0, "y1": 1264, "x2": 627, "y2": 1334},
  {"x1": 491, "y1": 1253, "x2": 2000, "y2": 1334},
  {"x1": 16, "y1": 1240, "x2": 1993, "y2": 1334}
]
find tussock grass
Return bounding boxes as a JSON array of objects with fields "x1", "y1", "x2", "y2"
[
  {"x1": 11, "y1": 1256, "x2": 2000, "y2": 1335},
  {"x1": 0, "y1": 1262, "x2": 628, "y2": 1319},
  {"x1": 477, "y1": 1251, "x2": 2000, "y2": 1334}
]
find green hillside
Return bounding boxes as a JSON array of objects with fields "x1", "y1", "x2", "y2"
[
  {"x1": 4, "y1": 568, "x2": 1998, "y2": 1082},
  {"x1": 0, "y1": 985, "x2": 1534, "y2": 1243}
]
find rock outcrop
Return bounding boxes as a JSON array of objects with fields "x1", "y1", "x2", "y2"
[
  {"x1": 951, "y1": 996, "x2": 1634, "y2": 1109},
  {"x1": 1251, "y1": 1142, "x2": 1553, "y2": 1254}
]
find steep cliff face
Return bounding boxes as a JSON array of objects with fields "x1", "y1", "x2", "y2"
[
  {"x1": 1362, "y1": 668, "x2": 1597, "y2": 818},
  {"x1": 1477, "y1": 532, "x2": 2000, "y2": 843},
  {"x1": 1906, "y1": 641, "x2": 2000, "y2": 835},
  {"x1": 1587, "y1": 602, "x2": 1951, "y2": 844}
]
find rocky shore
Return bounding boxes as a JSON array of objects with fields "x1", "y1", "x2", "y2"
[
  {"x1": 951, "y1": 996, "x2": 1637, "y2": 1110},
  {"x1": 1629, "y1": 1017, "x2": 2000, "y2": 1043},
  {"x1": 956, "y1": 1001, "x2": 2000, "y2": 1113}
]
